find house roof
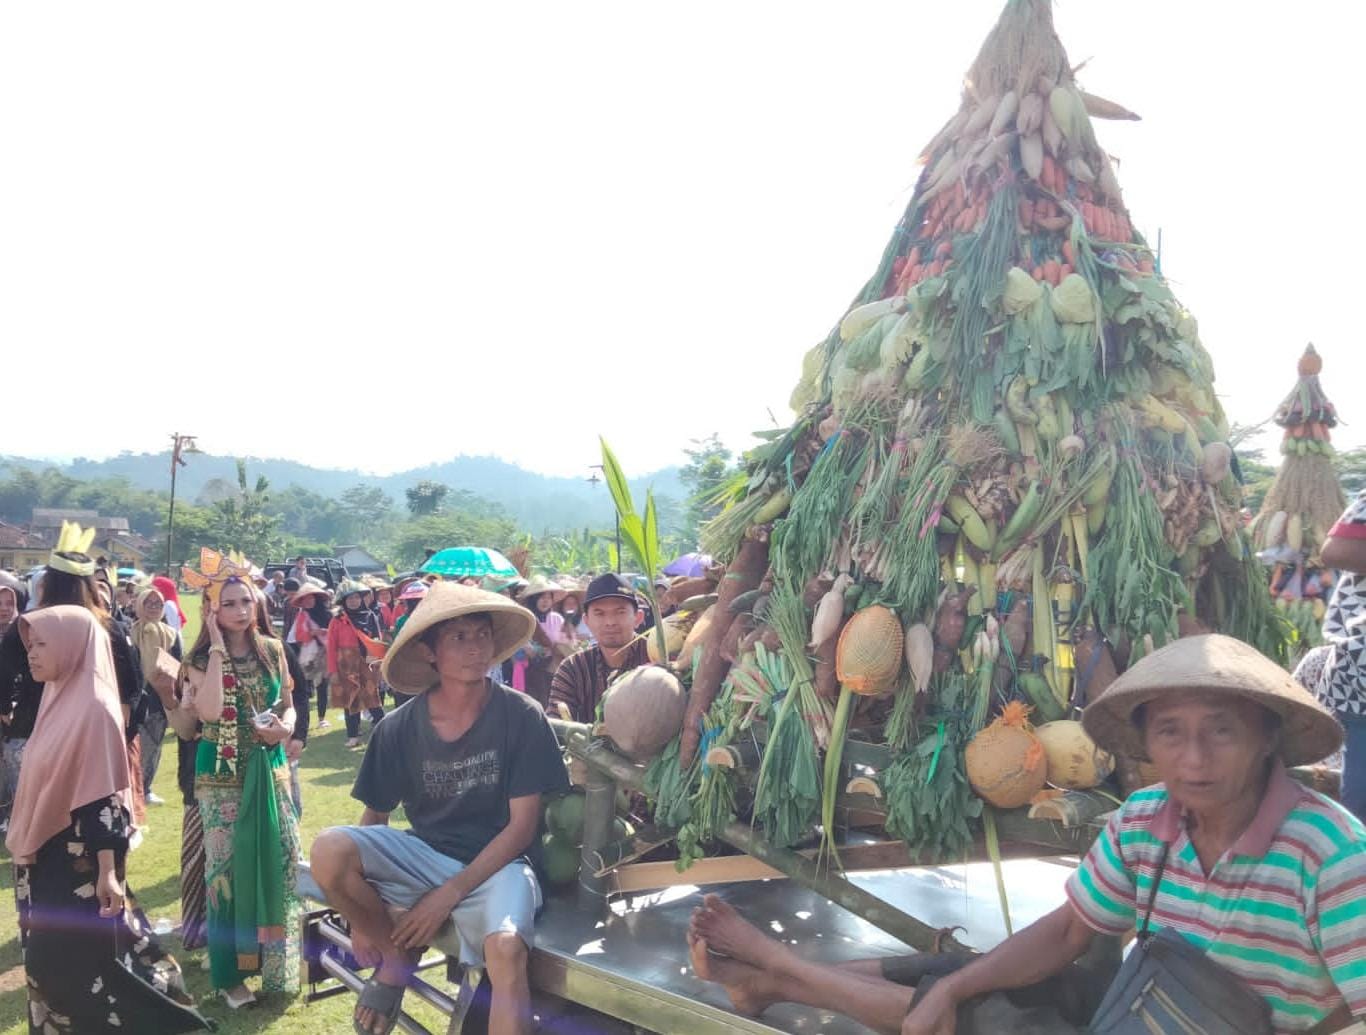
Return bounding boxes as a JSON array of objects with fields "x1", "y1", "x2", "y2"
[
  {"x1": 31, "y1": 508, "x2": 99, "y2": 524},
  {"x1": 102, "y1": 531, "x2": 156, "y2": 557},
  {"x1": 30, "y1": 509, "x2": 129, "y2": 534},
  {"x1": 0, "y1": 521, "x2": 48, "y2": 550}
]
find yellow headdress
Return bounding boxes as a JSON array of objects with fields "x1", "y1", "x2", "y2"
[
  {"x1": 47, "y1": 521, "x2": 97, "y2": 577},
  {"x1": 181, "y1": 547, "x2": 256, "y2": 607}
]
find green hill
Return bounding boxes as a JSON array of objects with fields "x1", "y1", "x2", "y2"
[{"x1": 0, "y1": 451, "x2": 685, "y2": 536}]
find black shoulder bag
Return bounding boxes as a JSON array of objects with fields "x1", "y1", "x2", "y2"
[{"x1": 1087, "y1": 842, "x2": 1274, "y2": 1034}]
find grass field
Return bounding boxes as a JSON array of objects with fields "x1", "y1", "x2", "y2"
[{"x1": 0, "y1": 593, "x2": 456, "y2": 1034}]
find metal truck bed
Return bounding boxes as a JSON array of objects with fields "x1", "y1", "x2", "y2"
[{"x1": 528, "y1": 857, "x2": 1077, "y2": 1034}]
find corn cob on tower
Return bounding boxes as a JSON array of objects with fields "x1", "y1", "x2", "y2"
[
  {"x1": 1251, "y1": 345, "x2": 1345, "y2": 645},
  {"x1": 654, "y1": 0, "x2": 1288, "y2": 860}
]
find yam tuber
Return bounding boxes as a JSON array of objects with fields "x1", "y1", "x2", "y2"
[
  {"x1": 721, "y1": 612, "x2": 755, "y2": 665},
  {"x1": 989, "y1": 593, "x2": 1032, "y2": 696},
  {"x1": 679, "y1": 530, "x2": 770, "y2": 767},
  {"x1": 932, "y1": 585, "x2": 975, "y2": 673},
  {"x1": 802, "y1": 572, "x2": 834, "y2": 609},
  {"x1": 664, "y1": 576, "x2": 716, "y2": 608},
  {"x1": 810, "y1": 573, "x2": 853, "y2": 648},
  {"x1": 1071, "y1": 626, "x2": 1119, "y2": 707},
  {"x1": 738, "y1": 624, "x2": 769, "y2": 656},
  {"x1": 813, "y1": 623, "x2": 842, "y2": 701}
]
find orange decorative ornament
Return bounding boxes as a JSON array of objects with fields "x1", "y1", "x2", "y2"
[{"x1": 1297, "y1": 344, "x2": 1322, "y2": 377}]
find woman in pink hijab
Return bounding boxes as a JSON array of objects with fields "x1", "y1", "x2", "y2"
[{"x1": 10, "y1": 607, "x2": 208, "y2": 1033}]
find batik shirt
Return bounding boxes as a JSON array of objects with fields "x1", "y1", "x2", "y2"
[{"x1": 1320, "y1": 490, "x2": 1366, "y2": 715}]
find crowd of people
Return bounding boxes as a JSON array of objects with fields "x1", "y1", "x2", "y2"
[
  {"x1": 0, "y1": 537, "x2": 670, "y2": 1034},
  {"x1": 0, "y1": 520, "x2": 1362, "y2": 1034}
]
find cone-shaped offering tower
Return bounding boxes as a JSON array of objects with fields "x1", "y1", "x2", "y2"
[
  {"x1": 650, "y1": 0, "x2": 1288, "y2": 863},
  {"x1": 1254, "y1": 345, "x2": 1345, "y2": 561},
  {"x1": 1251, "y1": 345, "x2": 1345, "y2": 644}
]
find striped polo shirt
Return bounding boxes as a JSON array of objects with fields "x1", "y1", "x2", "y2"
[{"x1": 1066, "y1": 767, "x2": 1366, "y2": 1032}]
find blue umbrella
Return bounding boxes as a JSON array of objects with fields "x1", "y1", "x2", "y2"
[
  {"x1": 663, "y1": 552, "x2": 714, "y2": 577},
  {"x1": 420, "y1": 547, "x2": 519, "y2": 580}
]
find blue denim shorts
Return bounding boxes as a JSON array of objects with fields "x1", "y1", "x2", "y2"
[{"x1": 333, "y1": 824, "x2": 541, "y2": 965}]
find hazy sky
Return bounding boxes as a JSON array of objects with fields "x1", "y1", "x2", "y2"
[{"x1": 4, "y1": 2, "x2": 1361, "y2": 480}]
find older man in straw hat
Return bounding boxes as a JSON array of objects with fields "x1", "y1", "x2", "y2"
[
  {"x1": 687, "y1": 635, "x2": 1365, "y2": 1034},
  {"x1": 310, "y1": 583, "x2": 569, "y2": 1035}
]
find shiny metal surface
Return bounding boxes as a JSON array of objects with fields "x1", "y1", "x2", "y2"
[{"x1": 531, "y1": 858, "x2": 1078, "y2": 1034}]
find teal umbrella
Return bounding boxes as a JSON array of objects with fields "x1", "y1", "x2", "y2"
[{"x1": 420, "y1": 547, "x2": 519, "y2": 580}]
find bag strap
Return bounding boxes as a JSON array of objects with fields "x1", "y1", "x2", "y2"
[
  {"x1": 1138, "y1": 840, "x2": 1171, "y2": 939},
  {"x1": 1305, "y1": 1003, "x2": 1354, "y2": 1035}
]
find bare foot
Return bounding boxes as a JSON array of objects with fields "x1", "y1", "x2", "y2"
[
  {"x1": 691, "y1": 895, "x2": 800, "y2": 976},
  {"x1": 688, "y1": 932, "x2": 777, "y2": 1017}
]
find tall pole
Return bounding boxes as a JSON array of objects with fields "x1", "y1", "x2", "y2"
[
  {"x1": 166, "y1": 455, "x2": 178, "y2": 574},
  {"x1": 589, "y1": 464, "x2": 622, "y2": 573},
  {"x1": 167, "y1": 432, "x2": 197, "y2": 575}
]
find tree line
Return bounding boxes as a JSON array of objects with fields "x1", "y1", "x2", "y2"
[{"x1": 0, "y1": 434, "x2": 743, "y2": 573}]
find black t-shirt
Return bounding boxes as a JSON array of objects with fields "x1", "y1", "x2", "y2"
[{"x1": 351, "y1": 682, "x2": 568, "y2": 865}]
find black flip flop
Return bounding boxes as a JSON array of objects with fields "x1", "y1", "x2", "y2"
[{"x1": 354, "y1": 978, "x2": 405, "y2": 1035}]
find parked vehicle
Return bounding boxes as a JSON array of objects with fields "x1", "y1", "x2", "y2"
[{"x1": 263, "y1": 558, "x2": 349, "y2": 589}]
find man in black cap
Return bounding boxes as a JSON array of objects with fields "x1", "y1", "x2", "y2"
[{"x1": 549, "y1": 573, "x2": 648, "y2": 724}]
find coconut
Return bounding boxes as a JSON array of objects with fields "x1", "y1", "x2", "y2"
[
  {"x1": 1035, "y1": 720, "x2": 1114, "y2": 790},
  {"x1": 541, "y1": 832, "x2": 579, "y2": 886},
  {"x1": 545, "y1": 791, "x2": 586, "y2": 842},
  {"x1": 835, "y1": 605, "x2": 904, "y2": 694},
  {"x1": 601, "y1": 665, "x2": 687, "y2": 762},
  {"x1": 965, "y1": 701, "x2": 1047, "y2": 808}
]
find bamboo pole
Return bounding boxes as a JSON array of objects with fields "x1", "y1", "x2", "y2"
[
  {"x1": 578, "y1": 764, "x2": 617, "y2": 905},
  {"x1": 1025, "y1": 789, "x2": 1117, "y2": 827}
]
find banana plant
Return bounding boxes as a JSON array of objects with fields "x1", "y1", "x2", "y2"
[{"x1": 600, "y1": 437, "x2": 670, "y2": 665}]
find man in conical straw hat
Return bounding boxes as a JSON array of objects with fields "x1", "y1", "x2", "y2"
[
  {"x1": 689, "y1": 635, "x2": 1364, "y2": 1034},
  {"x1": 310, "y1": 583, "x2": 569, "y2": 1035}
]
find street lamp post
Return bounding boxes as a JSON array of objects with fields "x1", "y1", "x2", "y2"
[{"x1": 166, "y1": 433, "x2": 200, "y2": 574}]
